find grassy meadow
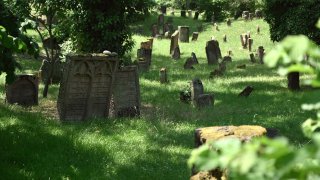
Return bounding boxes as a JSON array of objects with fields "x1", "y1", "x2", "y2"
[{"x1": 1, "y1": 12, "x2": 319, "y2": 179}]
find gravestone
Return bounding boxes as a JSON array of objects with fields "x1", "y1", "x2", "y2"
[
  {"x1": 57, "y1": 54, "x2": 118, "y2": 121},
  {"x1": 137, "y1": 58, "x2": 150, "y2": 72},
  {"x1": 258, "y1": 46, "x2": 265, "y2": 64},
  {"x1": 40, "y1": 59, "x2": 64, "y2": 84},
  {"x1": 195, "y1": 94, "x2": 214, "y2": 108},
  {"x1": 188, "y1": 10, "x2": 193, "y2": 18},
  {"x1": 181, "y1": 10, "x2": 186, "y2": 17},
  {"x1": 137, "y1": 48, "x2": 152, "y2": 65},
  {"x1": 158, "y1": 14, "x2": 164, "y2": 25},
  {"x1": 172, "y1": 46, "x2": 181, "y2": 60},
  {"x1": 205, "y1": 39, "x2": 222, "y2": 65},
  {"x1": 228, "y1": 50, "x2": 232, "y2": 56},
  {"x1": 163, "y1": 23, "x2": 174, "y2": 35},
  {"x1": 215, "y1": 25, "x2": 219, "y2": 31},
  {"x1": 190, "y1": 78, "x2": 204, "y2": 103},
  {"x1": 241, "y1": 34, "x2": 249, "y2": 49},
  {"x1": 239, "y1": 86, "x2": 254, "y2": 97},
  {"x1": 248, "y1": 38, "x2": 253, "y2": 51},
  {"x1": 223, "y1": 34, "x2": 227, "y2": 42},
  {"x1": 222, "y1": 55, "x2": 232, "y2": 63},
  {"x1": 226, "y1": 18, "x2": 232, "y2": 26},
  {"x1": 249, "y1": 13, "x2": 254, "y2": 20},
  {"x1": 170, "y1": 30, "x2": 179, "y2": 54},
  {"x1": 184, "y1": 57, "x2": 196, "y2": 69},
  {"x1": 152, "y1": 24, "x2": 159, "y2": 37},
  {"x1": 6, "y1": 74, "x2": 39, "y2": 106},
  {"x1": 147, "y1": 38, "x2": 154, "y2": 49},
  {"x1": 178, "y1": 26, "x2": 190, "y2": 43},
  {"x1": 191, "y1": 32, "x2": 199, "y2": 41},
  {"x1": 288, "y1": 72, "x2": 300, "y2": 91},
  {"x1": 160, "y1": 5, "x2": 167, "y2": 14},
  {"x1": 194, "y1": 11, "x2": 200, "y2": 20},
  {"x1": 242, "y1": 11, "x2": 249, "y2": 20},
  {"x1": 257, "y1": 26, "x2": 260, "y2": 34},
  {"x1": 109, "y1": 66, "x2": 140, "y2": 117},
  {"x1": 140, "y1": 41, "x2": 152, "y2": 49},
  {"x1": 219, "y1": 61, "x2": 227, "y2": 73},
  {"x1": 250, "y1": 53, "x2": 256, "y2": 63},
  {"x1": 159, "y1": 68, "x2": 168, "y2": 84},
  {"x1": 209, "y1": 69, "x2": 223, "y2": 78},
  {"x1": 191, "y1": 52, "x2": 199, "y2": 64}
]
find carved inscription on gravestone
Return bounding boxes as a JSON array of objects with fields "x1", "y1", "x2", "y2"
[
  {"x1": 6, "y1": 74, "x2": 39, "y2": 106},
  {"x1": 57, "y1": 54, "x2": 118, "y2": 121}
]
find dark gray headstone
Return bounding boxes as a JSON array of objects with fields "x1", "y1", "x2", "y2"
[
  {"x1": 195, "y1": 94, "x2": 214, "y2": 108},
  {"x1": 191, "y1": 32, "x2": 199, "y2": 41},
  {"x1": 179, "y1": 26, "x2": 190, "y2": 43},
  {"x1": 160, "y1": 68, "x2": 168, "y2": 84},
  {"x1": 171, "y1": 46, "x2": 181, "y2": 60},
  {"x1": 191, "y1": 52, "x2": 199, "y2": 64},
  {"x1": 205, "y1": 39, "x2": 222, "y2": 65}
]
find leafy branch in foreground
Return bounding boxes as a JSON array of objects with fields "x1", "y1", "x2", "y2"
[{"x1": 188, "y1": 20, "x2": 320, "y2": 180}]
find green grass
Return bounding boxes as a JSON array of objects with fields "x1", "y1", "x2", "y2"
[{"x1": 1, "y1": 13, "x2": 320, "y2": 179}]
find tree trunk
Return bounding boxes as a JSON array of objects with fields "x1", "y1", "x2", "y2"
[{"x1": 287, "y1": 72, "x2": 300, "y2": 91}]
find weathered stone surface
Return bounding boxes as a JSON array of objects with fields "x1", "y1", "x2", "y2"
[
  {"x1": 191, "y1": 52, "x2": 199, "y2": 64},
  {"x1": 258, "y1": 46, "x2": 265, "y2": 64},
  {"x1": 170, "y1": 30, "x2": 179, "y2": 54},
  {"x1": 195, "y1": 94, "x2": 214, "y2": 108},
  {"x1": 109, "y1": 66, "x2": 140, "y2": 118},
  {"x1": 40, "y1": 59, "x2": 64, "y2": 84},
  {"x1": 179, "y1": 26, "x2": 190, "y2": 43},
  {"x1": 191, "y1": 32, "x2": 199, "y2": 41},
  {"x1": 6, "y1": 74, "x2": 39, "y2": 106},
  {"x1": 205, "y1": 39, "x2": 222, "y2": 65},
  {"x1": 238, "y1": 86, "x2": 254, "y2": 97},
  {"x1": 241, "y1": 34, "x2": 249, "y2": 49},
  {"x1": 171, "y1": 46, "x2": 181, "y2": 60},
  {"x1": 191, "y1": 78, "x2": 204, "y2": 103},
  {"x1": 184, "y1": 57, "x2": 196, "y2": 69},
  {"x1": 242, "y1": 11, "x2": 250, "y2": 20},
  {"x1": 250, "y1": 53, "x2": 256, "y2": 63},
  {"x1": 249, "y1": 13, "x2": 254, "y2": 20},
  {"x1": 137, "y1": 59, "x2": 150, "y2": 72},
  {"x1": 160, "y1": 68, "x2": 168, "y2": 84},
  {"x1": 222, "y1": 55, "x2": 232, "y2": 63},
  {"x1": 57, "y1": 54, "x2": 118, "y2": 121},
  {"x1": 248, "y1": 38, "x2": 253, "y2": 51},
  {"x1": 137, "y1": 48, "x2": 152, "y2": 65},
  {"x1": 151, "y1": 24, "x2": 159, "y2": 37},
  {"x1": 288, "y1": 72, "x2": 300, "y2": 91},
  {"x1": 140, "y1": 41, "x2": 152, "y2": 49}
]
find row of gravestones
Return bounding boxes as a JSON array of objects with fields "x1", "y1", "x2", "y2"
[{"x1": 6, "y1": 53, "x2": 142, "y2": 122}]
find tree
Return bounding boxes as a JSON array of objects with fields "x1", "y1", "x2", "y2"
[{"x1": 68, "y1": 0, "x2": 154, "y2": 56}]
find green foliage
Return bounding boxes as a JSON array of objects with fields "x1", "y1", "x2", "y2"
[
  {"x1": 228, "y1": 0, "x2": 264, "y2": 19},
  {"x1": 264, "y1": 0, "x2": 320, "y2": 44},
  {"x1": 189, "y1": 19, "x2": 320, "y2": 179}
]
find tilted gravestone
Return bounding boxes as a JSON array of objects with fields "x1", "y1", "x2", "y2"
[
  {"x1": 178, "y1": 26, "x2": 190, "y2": 43},
  {"x1": 205, "y1": 39, "x2": 222, "y2": 65},
  {"x1": 190, "y1": 78, "x2": 204, "y2": 104},
  {"x1": 191, "y1": 52, "x2": 199, "y2": 64},
  {"x1": 40, "y1": 59, "x2": 64, "y2": 84},
  {"x1": 170, "y1": 30, "x2": 179, "y2": 54},
  {"x1": 159, "y1": 68, "x2": 168, "y2": 84},
  {"x1": 239, "y1": 86, "x2": 254, "y2": 97},
  {"x1": 140, "y1": 41, "x2": 152, "y2": 50},
  {"x1": 6, "y1": 74, "x2": 39, "y2": 106},
  {"x1": 57, "y1": 54, "x2": 118, "y2": 121},
  {"x1": 172, "y1": 46, "x2": 181, "y2": 60},
  {"x1": 184, "y1": 57, "x2": 196, "y2": 69},
  {"x1": 109, "y1": 66, "x2": 141, "y2": 117},
  {"x1": 191, "y1": 32, "x2": 199, "y2": 41}
]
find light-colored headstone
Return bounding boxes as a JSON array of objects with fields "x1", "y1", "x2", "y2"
[
  {"x1": 159, "y1": 68, "x2": 168, "y2": 84},
  {"x1": 170, "y1": 30, "x2": 179, "y2": 54}
]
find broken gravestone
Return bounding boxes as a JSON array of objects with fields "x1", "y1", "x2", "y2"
[
  {"x1": 170, "y1": 30, "x2": 179, "y2": 55},
  {"x1": 191, "y1": 52, "x2": 199, "y2": 64},
  {"x1": 184, "y1": 57, "x2": 196, "y2": 69},
  {"x1": 172, "y1": 46, "x2": 181, "y2": 60},
  {"x1": 179, "y1": 26, "x2": 190, "y2": 43},
  {"x1": 205, "y1": 39, "x2": 222, "y2": 65},
  {"x1": 109, "y1": 66, "x2": 141, "y2": 118},
  {"x1": 6, "y1": 74, "x2": 39, "y2": 106},
  {"x1": 160, "y1": 68, "x2": 169, "y2": 84},
  {"x1": 57, "y1": 53, "x2": 119, "y2": 121}
]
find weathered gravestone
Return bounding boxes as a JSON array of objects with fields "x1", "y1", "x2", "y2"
[
  {"x1": 250, "y1": 53, "x2": 256, "y2": 63},
  {"x1": 140, "y1": 41, "x2": 152, "y2": 50},
  {"x1": 239, "y1": 86, "x2": 254, "y2": 97},
  {"x1": 257, "y1": 25, "x2": 261, "y2": 34},
  {"x1": 137, "y1": 58, "x2": 150, "y2": 72},
  {"x1": 109, "y1": 66, "x2": 141, "y2": 117},
  {"x1": 178, "y1": 26, "x2": 190, "y2": 43},
  {"x1": 147, "y1": 38, "x2": 154, "y2": 49},
  {"x1": 205, "y1": 39, "x2": 222, "y2": 65},
  {"x1": 172, "y1": 46, "x2": 181, "y2": 60},
  {"x1": 226, "y1": 18, "x2": 232, "y2": 26},
  {"x1": 40, "y1": 59, "x2": 64, "y2": 84},
  {"x1": 159, "y1": 68, "x2": 169, "y2": 84},
  {"x1": 137, "y1": 48, "x2": 152, "y2": 66},
  {"x1": 190, "y1": 78, "x2": 204, "y2": 103},
  {"x1": 170, "y1": 30, "x2": 179, "y2": 54},
  {"x1": 248, "y1": 38, "x2": 253, "y2": 51},
  {"x1": 184, "y1": 58, "x2": 196, "y2": 69},
  {"x1": 194, "y1": 11, "x2": 200, "y2": 20},
  {"x1": 6, "y1": 74, "x2": 39, "y2": 106},
  {"x1": 249, "y1": 13, "x2": 254, "y2": 20},
  {"x1": 191, "y1": 52, "x2": 199, "y2": 64},
  {"x1": 151, "y1": 24, "x2": 159, "y2": 37},
  {"x1": 222, "y1": 55, "x2": 232, "y2": 63},
  {"x1": 57, "y1": 54, "x2": 118, "y2": 121},
  {"x1": 195, "y1": 94, "x2": 214, "y2": 108},
  {"x1": 242, "y1": 11, "x2": 250, "y2": 20},
  {"x1": 223, "y1": 34, "x2": 227, "y2": 42},
  {"x1": 255, "y1": 10, "x2": 263, "y2": 18},
  {"x1": 258, "y1": 46, "x2": 265, "y2": 64},
  {"x1": 158, "y1": 14, "x2": 164, "y2": 25},
  {"x1": 163, "y1": 23, "x2": 174, "y2": 35},
  {"x1": 191, "y1": 32, "x2": 199, "y2": 41}
]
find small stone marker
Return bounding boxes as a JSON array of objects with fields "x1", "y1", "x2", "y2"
[
  {"x1": 237, "y1": 64, "x2": 246, "y2": 69},
  {"x1": 158, "y1": 14, "x2": 164, "y2": 25},
  {"x1": 171, "y1": 46, "x2": 181, "y2": 60},
  {"x1": 258, "y1": 46, "x2": 265, "y2": 64},
  {"x1": 257, "y1": 26, "x2": 260, "y2": 34},
  {"x1": 226, "y1": 18, "x2": 231, "y2": 26},
  {"x1": 191, "y1": 78, "x2": 204, "y2": 103},
  {"x1": 57, "y1": 54, "x2": 118, "y2": 121},
  {"x1": 195, "y1": 94, "x2": 214, "y2": 108},
  {"x1": 159, "y1": 68, "x2": 168, "y2": 84},
  {"x1": 250, "y1": 53, "x2": 256, "y2": 63},
  {"x1": 109, "y1": 66, "x2": 140, "y2": 118},
  {"x1": 248, "y1": 38, "x2": 253, "y2": 51},
  {"x1": 191, "y1": 32, "x2": 199, "y2": 41},
  {"x1": 205, "y1": 39, "x2": 222, "y2": 65},
  {"x1": 170, "y1": 30, "x2": 179, "y2": 54},
  {"x1": 223, "y1": 34, "x2": 227, "y2": 42},
  {"x1": 238, "y1": 86, "x2": 254, "y2": 97},
  {"x1": 178, "y1": 26, "x2": 190, "y2": 43},
  {"x1": 191, "y1": 52, "x2": 199, "y2": 64},
  {"x1": 184, "y1": 58, "x2": 196, "y2": 69},
  {"x1": 6, "y1": 74, "x2": 39, "y2": 106}
]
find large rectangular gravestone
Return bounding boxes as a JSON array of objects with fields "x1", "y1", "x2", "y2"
[
  {"x1": 178, "y1": 26, "x2": 190, "y2": 43},
  {"x1": 170, "y1": 30, "x2": 179, "y2": 54},
  {"x1": 205, "y1": 39, "x2": 222, "y2": 65},
  {"x1": 6, "y1": 74, "x2": 39, "y2": 106},
  {"x1": 109, "y1": 66, "x2": 140, "y2": 117},
  {"x1": 57, "y1": 54, "x2": 118, "y2": 121}
]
